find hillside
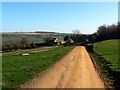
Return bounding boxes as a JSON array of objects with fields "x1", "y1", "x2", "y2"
[{"x1": 2, "y1": 32, "x2": 70, "y2": 43}]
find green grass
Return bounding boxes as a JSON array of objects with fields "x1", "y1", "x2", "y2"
[
  {"x1": 87, "y1": 39, "x2": 120, "y2": 88},
  {"x1": 2, "y1": 46, "x2": 56, "y2": 56},
  {"x1": 2, "y1": 46, "x2": 74, "y2": 88},
  {"x1": 93, "y1": 39, "x2": 119, "y2": 71}
]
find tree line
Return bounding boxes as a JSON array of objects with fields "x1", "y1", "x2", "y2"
[
  {"x1": 89, "y1": 22, "x2": 119, "y2": 43},
  {"x1": 2, "y1": 37, "x2": 57, "y2": 52},
  {"x1": 2, "y1": 22, "x2": 119, "y2": 51},
  {"x1": 64, "y1": 22, "x2": 119, "y2": 45}
]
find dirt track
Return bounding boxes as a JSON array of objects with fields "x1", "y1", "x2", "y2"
[{"x1": 22, "y1": 46, "x2": 105, "y2": 88}]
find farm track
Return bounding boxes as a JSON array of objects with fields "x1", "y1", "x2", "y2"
[{"x1": 22, "y1": 46, "x2": 105, "y2": 88}]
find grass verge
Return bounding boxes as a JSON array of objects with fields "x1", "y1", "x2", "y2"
[
  {"x1": 86, "y1": 39, "x2": 120, "y2": 89},
  {"x1": 2, "y1": 46, "x2": 74, "y2": 88}
]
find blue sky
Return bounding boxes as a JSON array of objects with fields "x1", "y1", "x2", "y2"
[{"x1": 2, "y1": 2, "x2": 118, "y2": 34}]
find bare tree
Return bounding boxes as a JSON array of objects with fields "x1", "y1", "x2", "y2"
[
  {"x1": 70, "y1": 29, "x2": 83, "y2": 43},
  {"x1": 72, "y1": 29, "x2": 81, "y2": 35}
]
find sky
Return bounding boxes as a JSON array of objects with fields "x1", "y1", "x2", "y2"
[
  {"x1": 1, "y1": 0, "x2": 119, "y2": 2},
  {"x1": 118, "y1": 2, "x2": 120, "y2": 22},
  {"x1": 2, "y1": 2, "x2": 118, "y2": 34}
]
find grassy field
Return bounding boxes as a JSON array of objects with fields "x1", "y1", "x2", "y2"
[
  {"x1": 2, "y1": 46, "x2": 56, "y2": 56},
  {"x1": 87, "y1": 39, "x2": 119, "y2": 88},
  {"x1": 93, "y1": 39, "x2": 119, "y2": 71},
  {"x1": 2, "y1": 46, "x2": 74, "y2": 88}
]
